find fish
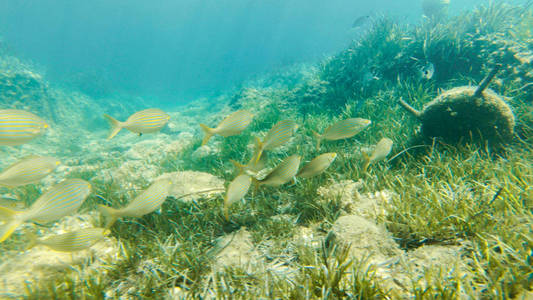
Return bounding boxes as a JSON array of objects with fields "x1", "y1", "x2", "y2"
[
  {"x1": 103, "y1": 108, "x2": 170, "y2": 139},
  {"x1": 418, "y1": 62, "x2": 435, "y2": 80},
  {"x1": 255, "y1": 155, "x2": 301, "y2": 188},
  {"x1": 422, "y1": 0, "x2": 450, "y2": 18},
  {"x1": 352, "y1": 15, "x2": 370, "y2": 28},
  {"x1": 0, "y1": 179, "x2": 91, "y2": 242},
  {"x1": 98, "y1": 179, "x2": 172, "y2": 228},
  {"x1": 313, "y1": 118, "x2": 371, "y2": 149},
  {"x1": 230, "y1": 137, "x2": 267, "y2": 176},
  {"x1": 199, "y1": 110, "x2": 254, "y2": 146},
  {"x1": 0, "y1": 156, "x2": 60, "y2": 188},
  {"x1": 27, "y1": 228, "x2": 109, "y2": 252},
  {"x1": 0, "y1": 109, "x2": 49, "y2": 146},
  {"x1": 362, "y1": 138, "x2": 394, "y2": 172},
  {"x1": 297, "y1": 153, "x2": 337, "y2": 178},
  {"x1": 223, "y1": 174, "x2": 252, "y2": 220},
  {"x1": 254, "y1": 120, "x2": 298, "y2": 163}
]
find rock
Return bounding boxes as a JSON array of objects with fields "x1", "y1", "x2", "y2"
[
  {"x1": 316, "y1": 179, "x2": 392, "y2": 221},
  {"x1": 214, "y1": 228, "x2": 259, "y2": 269},
  {"x1": 0, "y1": 213, "x2": 119, "y2": 297},
  {"x1": 386, "y1": 243, "x2": 477, "y2": 299},
  {"x1": 332, "y1": 215, "x2": 402, "y2": 261}
]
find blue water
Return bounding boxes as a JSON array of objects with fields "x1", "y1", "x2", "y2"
[{"x1": 0, "y1": 0, "x2": 522, "y2": 103}]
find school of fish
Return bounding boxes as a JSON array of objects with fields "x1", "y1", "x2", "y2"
[{"x1": 0, "y1": 107, "x2": 393, "y2": 252}]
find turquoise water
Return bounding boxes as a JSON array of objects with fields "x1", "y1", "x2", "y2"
[
  {"x1": 0, "y1": 1, "x2": 531, "y2": 298},
  {"x1": 0, "y1": 0, "x2": 502, "y2": 102}
]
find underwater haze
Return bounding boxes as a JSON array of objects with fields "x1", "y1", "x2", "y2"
[
  {"x1": 0, "y1": 0, "x2": 532, "y2": 298},
  {"x1": 0, "y1": 0, "x2": 500, "y2": 103}
]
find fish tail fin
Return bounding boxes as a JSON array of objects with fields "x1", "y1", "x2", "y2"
[
  {"x1": 97, "y1": 205, "x2": 119, "y2": 228},
  {"x1": 312, "y1": 131, "x2": 322, "y2": 150},
  {"x1": 26, "y1": 231, "x2": 39, "y2": 250},
  {"x1": 230, "y1": 160, "x2": 246, "y2": 175},
  {"x1": 253, "y1": 137, "x2": 264, "y2": 164},
  {"x1": 0, "y1": 219, "x2": 22, "y2": 243},
  {"x1": 362, "y1": 152, "x2": 370, "y2": 172},
  {"x1": 199, "y1": 124, "x2": 214, "y2": 146},
  {"x1": 103, "y1": 114, "x2": 123, "y2": 140}
]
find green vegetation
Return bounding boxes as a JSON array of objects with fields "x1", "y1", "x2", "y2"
[{"x1": 0, "y1": 2, "x2": 531, "y2": 299}]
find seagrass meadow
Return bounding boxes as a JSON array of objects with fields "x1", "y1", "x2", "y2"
[{"x1": 0, "y1": 2, "x2": 532, "y2": 299}]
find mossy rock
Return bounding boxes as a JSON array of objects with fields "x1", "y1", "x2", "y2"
[
  {"x1": 400, "y1": 66, "x2": 515, "y2": 145},
  {"x1": 420, "y1": 86, "x2": 515, "y2": 143}
]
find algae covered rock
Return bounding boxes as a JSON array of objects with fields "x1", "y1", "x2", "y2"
[{"x1": 400, "y1": 66, "x2": 515, "y2": 144}]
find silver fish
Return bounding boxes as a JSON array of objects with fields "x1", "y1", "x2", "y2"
[
  {"x1": 352, "y1": 15, "x2": 370, "y2": 28},
  {"x1": 0, "y1": 179, "x2": 91, "y2": 242},
  {"x1": 0, "y1": 156, "x2": 60, "y2": 188},
  {"x1": 363, "y1": 138, "x2": 393, "y2": 171},
  {"x1": 98, "y1": 179, "x2": 172, "y2": 227},
  {"x1": 255, "y1": 155, "x2": 301, "y2": 188},
  {"x1": 200, "y1": 110, "x2": 254, "y2": 146},
  {"x1": 254, "y1": 120, "x2": 298, "y2": 163},
  {"x1": 297, "y1": 153, "x2": 337, "y2": 178},
  {"x1": 104, "y1": 108, "x2": 170, "y2": 139},
  {"x1": 313, "y1": 118, "x2": 371, "y2": 149},
  {"x1": 224, "y1": 174, "x2": 252, "y2": 220},
  {"x1": 28, "y1": 228, "x2": 109, "y2": 252},
  {"x1": 0, "y1": 109, "x2": 48, "y2": 146},
  {"x1": 418, "y1": 62, "x2": 435, "y2": 80}
]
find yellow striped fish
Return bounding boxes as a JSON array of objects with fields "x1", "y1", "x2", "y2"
[
  {"x1": 200, "y1": 110, "x2": 254, "y2": 146},
  {"x1": 230, "y1": 137, "x2": 267, "y2": 176},
  {"x1": 224, "y1": 174, "x2": 252, "y2": 220},
  {"x1": 254, "y1": 120, "x2": 298, "y2": 163},
  {"x1": 27, "y1": 228, "x2": 109, "y2": 252},
  {"x1": 362, "y1": 137, "x2": 393, "y2": 172},
  {"x1": 313, "y1": 118, "x2": 371, "y2": 149},
  {"x1": 255, "y1": 154, "x2": 301, "y2": 188},
  {"x1": 103, "y1": 108, "x2": 170, "y2": 139},
  {"x1": 98, "y1": 179, "x2": 172, "y2": 228},
  {"x1": 297, "y1": 153, "x2": 337, "y2": 178},
  {"x1": 0, "y1": 179, "x2": 91, "y2": 242},
  {"x1": 0, "y1": 156, "x2": 60, "y2": 188},
  {"x1": 0, "y1": 109, "x2": 49, "y2": 146}
]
